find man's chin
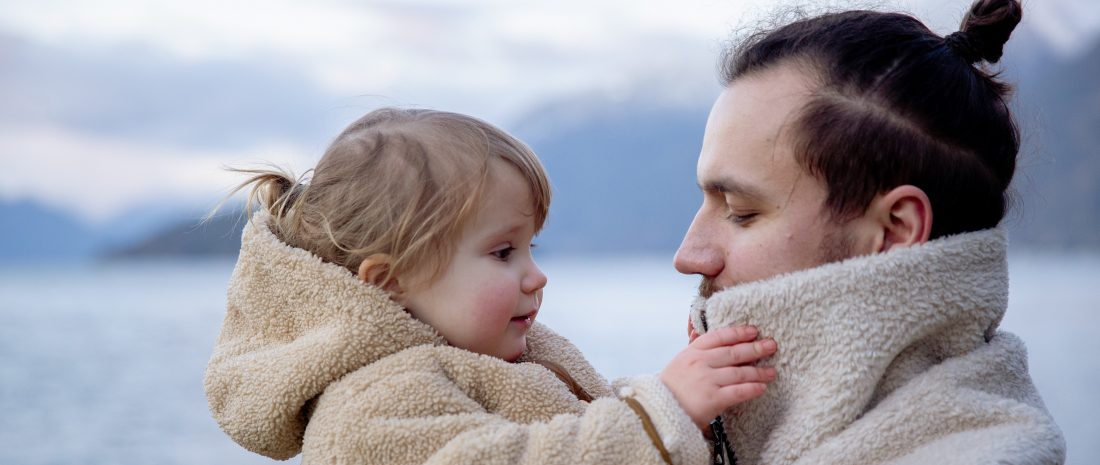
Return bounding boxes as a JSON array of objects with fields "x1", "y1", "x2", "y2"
[{"x1": 698, "y1": 277, "x2": 721, "y2": 299}]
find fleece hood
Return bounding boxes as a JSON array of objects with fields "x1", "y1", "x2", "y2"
[
  {"x1": 203, "y1": 213, "x2": 445, "y2": 458},
  {"x1": 692, "y1": 229, "x2": 1064, "y2": 465}
]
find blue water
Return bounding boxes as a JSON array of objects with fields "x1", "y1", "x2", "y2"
[{"x1": 0, "y1": 254, "x2": 1096, "y2": 464}]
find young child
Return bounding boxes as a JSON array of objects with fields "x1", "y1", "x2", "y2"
[{"x1": 204, "y1": 108, "x2": 776, "y2": 465}]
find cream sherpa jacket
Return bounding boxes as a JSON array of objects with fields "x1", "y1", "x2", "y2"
[
  {"x1": 692, "y1": 229, "x2": 1065, "y2": 465},
  {"x1": 204, "y1": 213, "x2": 709, "y2": 465}
]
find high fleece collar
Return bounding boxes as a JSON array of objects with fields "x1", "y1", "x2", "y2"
[{"x1": 691, "y1": 229, "x2": 1062, "y2": 464}]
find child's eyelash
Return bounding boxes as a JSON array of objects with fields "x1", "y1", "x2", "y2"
[
  {"x1": 491, "y1": 242, "x2": 536, "y2": 261},
  {"x1": 492, "y1": 247, "x2": 515, "y2": 260}
]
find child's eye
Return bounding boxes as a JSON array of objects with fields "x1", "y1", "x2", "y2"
[{"x1": 491, "y1": 246, "x2": 515, "y2": 261}]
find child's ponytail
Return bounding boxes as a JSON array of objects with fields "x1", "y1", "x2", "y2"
[
  {"x1": 207, "y1": 165, "x2": 310, "y2": 236},
  {"x1": 237, "y1": 167, "x2": 308, "y2": 218}
]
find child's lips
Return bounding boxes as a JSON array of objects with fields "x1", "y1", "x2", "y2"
[{"x1": 511, "y1": 310, "x2": 538, "y2": 326}]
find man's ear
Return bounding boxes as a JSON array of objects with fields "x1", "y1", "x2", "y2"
[
  {"x1": 357, "y1": 254, "x2": 404, "y2": 297},
  {"x1": 866, "y1": 185, "x2": 933, "y2": 253}
]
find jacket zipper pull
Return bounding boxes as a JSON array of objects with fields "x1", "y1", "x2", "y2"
[
  {"x1": 699, "y1": 312, "x2": 736, "y2": 464},
  {"x1": 709, "y1": 416, "x2": 737, "y2": 465}
]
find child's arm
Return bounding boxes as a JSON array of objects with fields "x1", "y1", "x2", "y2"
[
  {"x1": 303, "y1": 345, "x2": 686, "y2": 464},
  {"x1": 302, "y1": 327, "x2": 773, "y2": 465}
]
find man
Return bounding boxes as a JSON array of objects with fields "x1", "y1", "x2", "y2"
[{"x1": 673, "y1": 1, "x2": 1065, "y2": 464}]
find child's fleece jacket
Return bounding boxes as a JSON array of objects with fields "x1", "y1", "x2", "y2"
[{"x1": 204, "y1": 213, "x2": 709, "y2": 465}]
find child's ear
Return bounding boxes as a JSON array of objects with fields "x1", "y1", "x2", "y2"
[{"x1": 357, "y1": 254, "x2": 404, "y2": 297}]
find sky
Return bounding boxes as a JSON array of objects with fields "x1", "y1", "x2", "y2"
[{"x1": 1, "y1": 0, "x2": 1098, "y2": 224}]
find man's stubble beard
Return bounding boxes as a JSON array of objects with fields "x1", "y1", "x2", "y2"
[{"x1": 696, "y1": 225, "x2": 855, "y2": 299}]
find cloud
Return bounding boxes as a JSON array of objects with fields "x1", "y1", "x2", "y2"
[
  {"x1": 0, "y1": 0, "x2": 767, "y2": 123},
  {"x1": 0, "y1": 123, "x2": 314, "y2": 223},
  {"x1": 1027, "y1": 0, "x2": 1100, "y2": 58},
  {"x1": 0, "y1": 0, "x2": 368, "y2": 61},
  {"x1": 0, "y1": 33, "x2": 353, "y2": 150}
]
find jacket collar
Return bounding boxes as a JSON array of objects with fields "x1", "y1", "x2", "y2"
[{"x1": 691, "y1": 229, "x2": 1008, "y2": 463}]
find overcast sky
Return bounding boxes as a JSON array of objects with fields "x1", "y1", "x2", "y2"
[{"x1": 2, "y1": 0, "x2": 1097, "y2": 223}]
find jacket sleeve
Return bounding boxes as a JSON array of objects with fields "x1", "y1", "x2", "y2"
[{"x1": 301, "y1": 346, "x2": 709, "y2": 465}]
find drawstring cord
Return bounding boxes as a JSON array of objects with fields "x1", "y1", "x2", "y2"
[
  {"x1": 700, "y1": 310, "x2": 737, "y2": 465},
  {"x1": 709, "y1": 417, "x2": 737, "y2": 465}
]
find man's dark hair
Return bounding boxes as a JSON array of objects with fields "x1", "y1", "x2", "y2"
[{"x1": 722, "y1": 0, "x2": 1023, "y2": 238}]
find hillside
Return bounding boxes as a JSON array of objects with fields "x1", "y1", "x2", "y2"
[
  {"x1": 1007, "y1": 35, "x2": 1100, "y2": 248},
  {"x1": 0, "y1": 200, "x2": 98, "y2": 261},
  {"x1": 514, "y1": 101, "x2": 708, "y2": 255},
  {"x1": 101, "y1": 213, "x2": 244, "y2": 259}
]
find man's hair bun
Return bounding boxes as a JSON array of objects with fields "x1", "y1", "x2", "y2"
[{"x1": 955, "y1": 0, "x2": 1023, "y2": 64}]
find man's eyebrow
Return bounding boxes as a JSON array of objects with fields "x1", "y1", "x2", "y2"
[{"x1": 700, "y1": 178, "x2": 768, "y2": 202}]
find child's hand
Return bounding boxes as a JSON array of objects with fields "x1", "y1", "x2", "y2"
[
  {"x1": 688, "y1": 316, "x2": 701, "y2": 343},
  {"x1": 659, "y1": 325, "x2": 777, "y2": 433}
]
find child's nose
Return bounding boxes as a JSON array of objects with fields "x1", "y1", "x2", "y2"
[{"x1": 523, "y1": 262, "x2": 548, "y2": 294}]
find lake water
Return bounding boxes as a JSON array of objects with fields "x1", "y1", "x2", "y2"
[{"x1": 1, "y1": 253, "x2": 1096, "y2": 464}]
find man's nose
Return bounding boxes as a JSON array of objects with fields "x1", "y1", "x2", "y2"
[{"x1": 674, "y1": 217, "x2": 723, "y2": 277}]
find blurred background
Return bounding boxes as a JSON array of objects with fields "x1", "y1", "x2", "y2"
[{"x1": 1, "y1": 0, "x2": 1097, "y2": 463}]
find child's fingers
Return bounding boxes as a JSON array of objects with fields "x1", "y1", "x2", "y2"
[
  {"x1": 706, "y1": 338, "x2": 777, "y2": 367},
  {"x1": 687, "y1": 317, "x2": 700, "y2": 343},
  {"x1": 715, "y1": 382, "x2": 768, "y2": 406},
  {"x1": 711, "y1": 365, "x2": 777, "y2": 386},
  {"x1": 692, "y1": 325, "x2": 759, "y2": 350}
]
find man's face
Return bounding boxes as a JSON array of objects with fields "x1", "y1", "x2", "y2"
[{"x1": 674, "y1": 64, "x2": 856, "y2": 297}]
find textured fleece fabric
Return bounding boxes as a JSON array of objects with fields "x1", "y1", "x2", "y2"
[
  {"x1": 204, "y1": 213, "x2": 708, "y2": 465},
  {"x1": 692, "y1": 229, "x2": 1065, "y2": 465}
]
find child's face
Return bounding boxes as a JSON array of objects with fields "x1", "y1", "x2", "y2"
[{"x1": 400, "y1": 161, "x2": 547, "y2": 362}]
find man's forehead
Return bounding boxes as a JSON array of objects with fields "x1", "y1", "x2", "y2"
[
  {"x1": 695, "y1": 128, "x2": 792, "y2": 203},
  {"x1": 697, "y1": 65, "x2": 816, "y2": 200}
]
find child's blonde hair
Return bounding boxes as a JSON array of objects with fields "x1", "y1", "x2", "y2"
[{"x1": 229, "y1": 108, "x2": 551, "y2": 285}]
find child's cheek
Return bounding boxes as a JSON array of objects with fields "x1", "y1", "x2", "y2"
[{"x1": 473, "y1": 285, "x2": 518, "y2": 323}]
